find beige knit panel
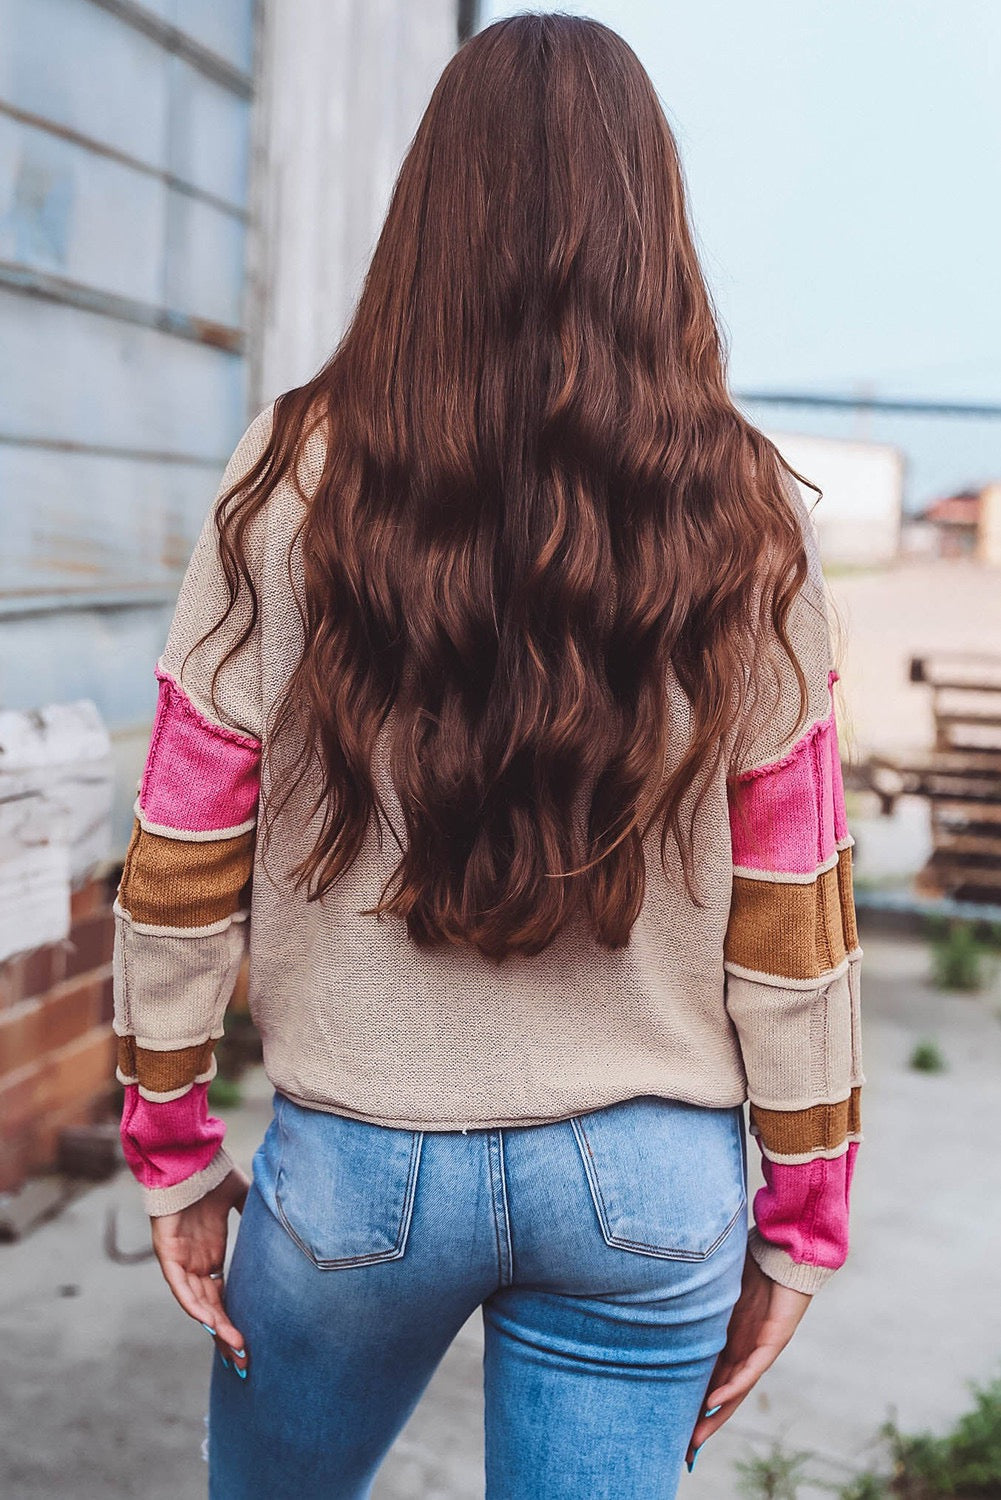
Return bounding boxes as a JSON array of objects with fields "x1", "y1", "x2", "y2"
[
  {"x1": 159, "y1": 403, "x2": 278, "y2": 738},
  {"x1": 112, "y1": 909, "x2": 248, "y2": 1048},
  {"x1": 733, "y1": 468, "x2": 836, "y2": 775},
  {"x1": 724, "y1": 954, "x2": 864, "y2": 1112}
]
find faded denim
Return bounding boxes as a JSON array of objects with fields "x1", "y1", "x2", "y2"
[{"x1": 208, "y1": 1090, "x2": 748, "y2": 1499}]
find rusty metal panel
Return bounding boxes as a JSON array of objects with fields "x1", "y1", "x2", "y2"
[
  {"x1": 0, "y1": 600, "x2": 173, "y2": 724},
  {"x1": 0, "y1": 0, "x2": 173, "y2": 171},
  {"x1": 0, "y1": 112, "x2": 246, "y2": 327},
  {"x1": 0, "y1": 445, "x2": 221, "y2": 594},
  {"x1": 0, "y1": 0, "x2": 256, "y2": 872},
  {"x1": 165, "y1": 53, "x2": 252, "y2": 208},
  {"x1": 0, "y1": 289, "x2": 246, "y2": 457},
  {"x1": 0, "y1": 112, "x2": 166, "y2": 306},
  {"x1": 0, "y1": 1, "x2": 251, "y2": 214},
  {"x1": 164, "y1": 187, "x2": 246, "y2": 328},
  {"x1": 145, "y1": 0, "x2": 256, "y2": 73}
]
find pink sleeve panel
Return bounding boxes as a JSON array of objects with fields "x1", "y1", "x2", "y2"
[
  {"x1": 138, "y1": 668, "x2": 261, "y2": 834},
  {"x1": 120, "y1": 1082, "x2": 226, "y2": 1192},
  {"x1": 729, "y1": 669, "x2": 849, "y2": 875},
  {"x1": 752, "y1": 1140, "x2": 859, "y2": 1271}
]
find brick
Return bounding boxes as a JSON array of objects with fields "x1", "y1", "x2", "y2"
[
  {"x1": 64, "y1": 912, "x2": 115, "y2": 981},
  {"x1": 0, "y1": 1062, "x2": 42, "y2": 1138},
  {"x1": 41, "y1": 970, "x2": 110, "y2": 1053},
  {"x1": 0, "y1": 968, "x2": 114, "y2": 1082},
  {"x1": 0, "y1": 1000, "x2": 45, "y2": 1080},
  {"x1": 70, "y1": 878, "x2": 112, "y2": 924},
  {"x1": 0, "y1": 944, "x2": 68, "y2": 1009},
  {"x1": 31, "y1": 1098, "x2": 105, "y2": 1176},
  {"x1": 0, "y1": 1028, "x2": 116, "y2": 1189},
  {"x1": 0, "y1": 1127, "x2": 34, "y2": 1196},
  {"x1": 34, "y1": 1026, "x2": 116, "y2": 1120}
]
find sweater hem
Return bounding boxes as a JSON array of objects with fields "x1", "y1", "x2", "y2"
[{"x1": 272, "y1": 1082, "x2": 751, "y2": 1134}]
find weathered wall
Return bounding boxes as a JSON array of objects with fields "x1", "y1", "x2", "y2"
[
  {"x1": 0, "y1": 0, "x2": 465, "y2": 1194},
  {"x1": 0, "y1": 0, "x2": 463, "y2": 850},
  {"x1": 0, "y1": 0, "x2": 259, "y2": 848},
  {"x1": 249, "y1": 0, "x2": 459, "y2": 403}
]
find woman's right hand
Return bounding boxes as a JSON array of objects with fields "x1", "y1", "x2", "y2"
[
  {"x1": 150, "y1": 1166, "x2": 251, "y2": 1377},
  {"x1": 684, "y1": 1248, "x2": 812, "y2": 1466}
]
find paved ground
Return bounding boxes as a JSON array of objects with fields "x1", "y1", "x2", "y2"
[{"x1": 1, "y1": 927, "x2": 1000, "y2": 1499}]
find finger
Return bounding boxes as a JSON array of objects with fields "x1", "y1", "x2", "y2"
[
  {"x1": 705, "y1": 1344, "x2": 777, "y2": 1409},
  {"x1": 686, "y1": 1397, "x2": 739, "y2": 1459},
  {"x1": 683, "y1": 1359, "x2": 740, "y2": 1461},
  {"x1": 158, "y1": 1254, "x2": 213, "y2": 1326},
  {"x1": 181, "y1": 1271, "x2": 248, "y2": 1376},
  {"x1": 179, "y1": 1266, "x2": 226, "y2": 1330},
  {"x1": 198, "y1": 1275, "x2": 247, "y2": 1364}
]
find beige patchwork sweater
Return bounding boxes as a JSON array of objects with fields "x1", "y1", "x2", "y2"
[{"x1": 113, "y1": 403, "x2": 864, "y2": 1294}]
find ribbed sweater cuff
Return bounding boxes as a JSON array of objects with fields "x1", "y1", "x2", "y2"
[
  {"x1": 139, "y1": 1146, "x2": 238, "y2": 1217},
  {"x1": 747, "y1": 1226, "x2": 842, "y2": 1295}
]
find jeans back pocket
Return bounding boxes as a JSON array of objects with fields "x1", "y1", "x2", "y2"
[
  {"x1": 571, "y1": 1095, "x2": 746, "y2": 1261},
  {"x1": 270, "y1": 1093, "x2": 423, "y2": 1269}
]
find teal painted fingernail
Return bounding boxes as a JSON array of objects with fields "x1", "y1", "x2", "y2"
[
  {"x1": 201, "y1": 1323, "x2": 215, "y2": 1335},
  {"x1": 231, "y1": 1348, "x2": 246, "y2": 1359},
  {"x1": 237, "y1": 1366, "x2": 247, "y2": 1380},
  {"x1": 686, "y1": 1443, "x2": 704, "y2": 1473},
  {"x1": 221, "y1": 1357, "x2": 231, "y2": 1369},
  {"x1": 705, "y1": 1403, "x2": 722, "y2": 1416}
]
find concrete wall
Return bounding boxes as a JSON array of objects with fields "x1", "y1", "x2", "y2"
[{"x1": 249, "y1": 0, "x2": 459, "y2": 404}]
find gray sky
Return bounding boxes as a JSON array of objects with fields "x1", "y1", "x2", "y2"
[{"x1": 479, "y1": 1, "x2": 1001, "y2": 502}]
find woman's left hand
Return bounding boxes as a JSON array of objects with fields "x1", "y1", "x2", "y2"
[
  {"x1": 685, "y1": 1248, "x2": 812, "y2": 1467},
  {"x1": 150, "y1": 1165, "x2": 251, "y2": 1376}
]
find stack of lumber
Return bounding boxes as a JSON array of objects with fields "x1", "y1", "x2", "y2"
[{"x1": 869, "y1": 653, "x2": 1001, "y2": 905}]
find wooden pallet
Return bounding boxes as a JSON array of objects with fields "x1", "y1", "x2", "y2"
[{"x1": 870, "y1": 653, "x2": 1001, "y2": 904}]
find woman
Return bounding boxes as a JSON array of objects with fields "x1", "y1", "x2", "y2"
[{"x1": 114, "y1": 14, "x2": 863, "y2": 1498}]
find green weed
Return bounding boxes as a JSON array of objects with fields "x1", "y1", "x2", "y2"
[{"x1": 909, "y1": 1039, "x2": 947, "y2": 1073}]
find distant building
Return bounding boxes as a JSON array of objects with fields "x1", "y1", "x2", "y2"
[
  {"x1": 767, "y1": 431, "x2": 905, "y2": 568},
  {"x1": 908, "y1": 483, "x2": 1001, "y2": 564}
]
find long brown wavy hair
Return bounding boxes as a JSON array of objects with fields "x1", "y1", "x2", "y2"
[{"x1": 205, "y1": 13, "x2": 814, "y2": 962}]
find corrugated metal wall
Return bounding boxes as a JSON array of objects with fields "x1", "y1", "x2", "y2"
[
  {"x1": 0, "y1": 0, "x2": 468, "y2": 853},
  {"x1": 0, "y1": 0, "x2": 258, "y2": 845}
]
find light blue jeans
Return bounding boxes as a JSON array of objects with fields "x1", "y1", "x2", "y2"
[{"x1": 208, "y1": 1090, "x2": 748, "y2": 1499}]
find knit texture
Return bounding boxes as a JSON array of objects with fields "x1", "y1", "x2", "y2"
[{"x1": 113, "y1": 404, "x2": 864, "y2": 1293}]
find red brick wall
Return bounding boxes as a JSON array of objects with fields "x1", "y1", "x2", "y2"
[{"x1": 0, "y1": 878, "x2": 118, "y2": 1194}]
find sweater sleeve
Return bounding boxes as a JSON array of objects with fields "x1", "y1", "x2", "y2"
[
  {"x1": 723, "y1": 473, "x2": 864, "y2": 1294},
  {"x1": 113, "y1": 405, "x2": 274, "y2": 1216}
]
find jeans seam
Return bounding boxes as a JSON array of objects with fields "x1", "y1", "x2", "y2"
[
  {"x1": 497, "y1": 1130, "x2": 513, "y2": 1286},
  {"x1": 486, "y1": 1131, "x2": 513, "y2": 1286}
]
